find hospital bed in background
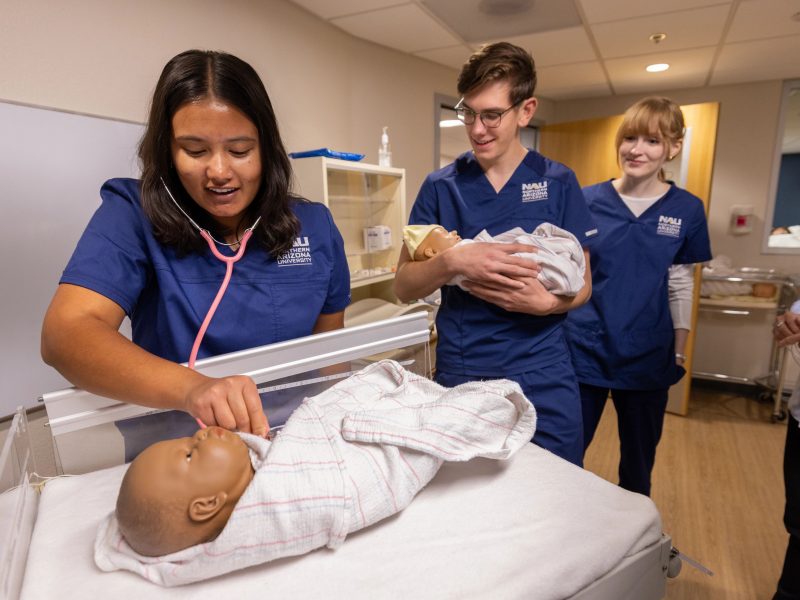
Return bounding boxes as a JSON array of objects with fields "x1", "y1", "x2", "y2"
[{"x1": 1, "y1": 314, "x2": 677, "y2": 599}]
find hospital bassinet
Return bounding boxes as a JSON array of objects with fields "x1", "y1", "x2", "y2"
[
  {"x1": 695, "y1": 268, "x2": 798, "y2": 421},
  {"x1": 2, "y1": 314, "x2": 674, "y2": 600}
]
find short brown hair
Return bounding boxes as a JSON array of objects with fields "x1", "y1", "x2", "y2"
[{"x1": 457, "y1": 42, "x2": 536, "y2": 104}]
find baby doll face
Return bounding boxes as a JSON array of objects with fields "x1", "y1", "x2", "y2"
[
  {"x1": 142, "y1": 426, "x2": 253, "y2": 500},
  {"x1": 414, "y1": 226, "x2": 461, "y2": 260},
  {"x1": 121, "y1": 426, "x2": 254, "y2": 522},
  {"x1": 117, "y1": 426, "x2": 255, "y2": 556}
]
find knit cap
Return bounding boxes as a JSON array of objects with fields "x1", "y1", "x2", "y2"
[{"x1": 402, "y1": 225, "x2": 441, "y2": 260}]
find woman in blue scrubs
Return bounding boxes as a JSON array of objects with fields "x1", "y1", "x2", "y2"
[
  {"x1": 565, "y1": 97, "x2": 711, "y2": 495},
  {"x1": 41, "y1": 50, "x2": 350, "y2": 438},
  {"x1": 395, "y1": 43, "x2": 596, "y2": 466}
]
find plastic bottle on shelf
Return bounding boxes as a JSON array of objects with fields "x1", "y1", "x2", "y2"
[{"x1": 378, "y1": 126, "x2": 392, "y2": 167}]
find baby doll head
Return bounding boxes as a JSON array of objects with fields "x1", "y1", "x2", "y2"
[
  {"x1": 403, "y1": 225, "x2": 461, "y2": 261},
  {"x1": 116, "y1": 426, "x2": 255, "y2": 556}
]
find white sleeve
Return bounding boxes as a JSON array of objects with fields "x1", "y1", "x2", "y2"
[{"x1": 668, "y1": 264, "x2": 695, "y2": 330}]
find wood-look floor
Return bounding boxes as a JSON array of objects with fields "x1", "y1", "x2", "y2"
[{"x1": 584, "y1": 383, "x2": 788, "y2": 600}]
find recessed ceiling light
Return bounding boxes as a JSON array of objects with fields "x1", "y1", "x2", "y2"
[
  {"x1": 646, "y1": 63, "x2": 670, "y2": 73},
  {"x1": 649, "y1": 33, "x2": 667, "y2": 44},
  {"x1": 439, "y1": 119, "x2": 464, "y2": 128}
]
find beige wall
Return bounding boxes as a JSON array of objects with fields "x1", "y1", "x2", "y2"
[
  {"x1": 0, "y1": 0, "x2": 463, "y2": 208},
  {"x1": 550, "y1": 81, "x2": 792, "y2": 272},
  {"x1": 0, "y1": 0, "x2": 787, "y2": 273}
]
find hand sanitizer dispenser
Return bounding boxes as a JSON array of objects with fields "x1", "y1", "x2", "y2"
[{"x1": 378, "y1": 126, "x2": 392, "y2": 167}]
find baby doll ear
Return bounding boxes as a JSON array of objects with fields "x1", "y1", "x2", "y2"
[{"x1": 188, "y1": 492, "x2": 229, "y2": 523}]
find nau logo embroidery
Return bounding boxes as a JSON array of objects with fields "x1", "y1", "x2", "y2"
[
  {"x1": 277, "y1": 236, "x2": 313, "y2": 266},
  {"x1": 522, "y1": 181, "x2": 548, "y2": 202},
  {"x1": 656, "y1": 215, "x2": 682, "y2": 237}
]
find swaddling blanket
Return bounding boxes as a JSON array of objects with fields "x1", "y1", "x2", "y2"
[
  {"x1": 450, "y1": 223, "x2": 586, "y2": 295},
  {"x1": 94, "y1": 359, "x2": 536, "y2": 586}
]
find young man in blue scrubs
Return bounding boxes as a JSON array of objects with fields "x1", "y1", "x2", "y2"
[
  {"x1": 394, "y1": 42, "x2": 596, "y2": 466},
  {"x1": 565, "y1": 97, "x2": 712, "y2": 496}
]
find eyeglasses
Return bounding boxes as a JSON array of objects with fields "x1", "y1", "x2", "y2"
[{"x1": 454, "y1": 99, "x2": 523, "y2": 128}]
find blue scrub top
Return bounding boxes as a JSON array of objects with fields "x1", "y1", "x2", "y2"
[
  {"x1": 410, "y1": 151, "x2": 597, "y2": 376},
  {"x1": 61, "y1": 178, "x2": 351, "y2": 364},
  {"x1": 565, "y1": 180, "x2": 712, "y2": 390}
]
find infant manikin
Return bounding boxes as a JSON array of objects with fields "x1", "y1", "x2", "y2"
[
  {"x1": 402, "y1": 223, "x2": 586, "y2": 295},
  {"x1": 95, "y1": 360, "x2": 536, "y2": 586}
]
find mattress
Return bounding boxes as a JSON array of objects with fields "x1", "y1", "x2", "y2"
[{"x1": 20, "y1": 444, "x2": 661, "y2": 600}]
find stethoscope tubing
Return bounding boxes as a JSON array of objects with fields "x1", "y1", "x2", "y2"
[
  {"x1": 188, "y1": 228, "x2": 254, "y2": 370},
  {"x1": 160, "y1": 178, "x2": 262, "y2": 430}
]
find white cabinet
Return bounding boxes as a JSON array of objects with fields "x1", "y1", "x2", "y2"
[{"x1": 291, "y1": 157, "x2": 406, "y2": 302}]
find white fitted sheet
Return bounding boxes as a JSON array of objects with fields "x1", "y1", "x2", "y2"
[{"x1": 20, "y1": 444, "x2": 661, "y2": 600}]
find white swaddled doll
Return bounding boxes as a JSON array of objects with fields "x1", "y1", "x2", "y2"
[
  {"x1": 95, "y1": 359, "x2": 537, "y2": 586},
  {"x1": 403, "y1": 223, "x2": 586, "y2": 295}
]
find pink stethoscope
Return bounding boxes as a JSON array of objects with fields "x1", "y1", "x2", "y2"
[{"x1": 161, "y1": 178, "x2": 261, "y2": 429}]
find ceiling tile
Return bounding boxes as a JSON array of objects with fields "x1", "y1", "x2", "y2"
[
  {"x1": 331, "y1": 4, "x2": 462, "y2": 53},
  {"x1": 421, "y1": 0, "x2": 581, "y2": 43},
  {"x1": 536, "y1": 61, "x2": 612, "y2": 99},
  {"x1": 289, "y1": 0, "x2": 406, "y2": 21},
  {"x1": 578, "y1": 0, "x2": 731, "y2": 24},
  {"x1": 413, "y1": 44, "x2": 473, "y2": 70},
  {"x1": 592, "y1": 5, "x2": 730, "y2": 59},
  {"x1": 710, "y1": 35, "x2": 800, "y2": 85},
  {"x1": 605, "y1": 46, "x2": 715, "y2": 94},
  {"x1": 480, "y1": 26, "x2": 597, "y2": 67},
  {"x1": 543, "y1": 83, "x2": 614, "y2": 100},
  {"x1": 727, "y1": 0, "x2": 800, "y2": 43},
  {"x1": 288, "y1": 0, "x2": 797, "y2": 100}
]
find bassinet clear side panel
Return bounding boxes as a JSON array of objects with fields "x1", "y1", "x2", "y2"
[
  {"x1": 0, "y1": 408, "x2": 38, "y2": 600},
  {"x1": 42, "y1": 314, "x2": 431, "y2": 475}
]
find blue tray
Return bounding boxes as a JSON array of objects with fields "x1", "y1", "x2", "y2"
[{"x1": 289, "y1": 148, "x2": 365, "y2": 161}]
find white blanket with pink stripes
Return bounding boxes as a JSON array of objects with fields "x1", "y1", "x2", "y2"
[{"x1": 94, "y1": 360, "x2": 536, "y2": 586}]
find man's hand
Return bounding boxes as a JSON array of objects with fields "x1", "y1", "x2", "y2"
[
  {"x1": 465, "y1": 275, "x2": 559, "y2": 315},
  {"x1": 447, "y1": 242, "x2": 541, "y2": 291}
]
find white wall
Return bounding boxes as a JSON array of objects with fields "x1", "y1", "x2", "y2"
[
  {"x1": 0, "y1": 0, "x2": 474, "y2": 414},
  {"x1": 551, "y1": 80, "x2": 793, "y2": 273},
  {"x1": 2, "y1": 0, "x2": 783, "y2": 273},
  {"x1": 0, "y1": 0, "x2": 465, "y2": 207}
]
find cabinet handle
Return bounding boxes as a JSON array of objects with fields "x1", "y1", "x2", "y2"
[{"x1": 698, "y1": 307, "x2": 750, "y2": 316}]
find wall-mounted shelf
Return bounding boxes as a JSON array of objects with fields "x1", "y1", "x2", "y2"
[
  {"x1": 351, "y1": 272, "x2": 396, "y2": 286},
  {"x1": 292, "y1": 156, "x2": 406, "y2": 299}
]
